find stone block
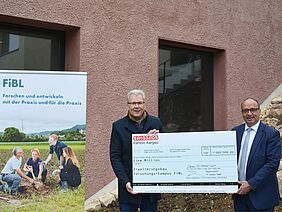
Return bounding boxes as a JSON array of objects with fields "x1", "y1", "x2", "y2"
[
  {"x1": 84, "y1": 198, "x2": 101, "y2": 211},
  {"x1": 99, "y1": 193, "x2": 116, "y2": 207},
  {"x1": 109, "y1": 188, "x2": 118, "y2": 199}
]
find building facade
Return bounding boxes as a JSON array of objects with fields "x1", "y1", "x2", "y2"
[{"x1": 0, "y1": 0, "x2": 281, "y2": 200}]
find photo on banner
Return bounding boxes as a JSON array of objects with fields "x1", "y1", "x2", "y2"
[{"x1": 0, "y1": 70, "x2": 87, "y2": 211}]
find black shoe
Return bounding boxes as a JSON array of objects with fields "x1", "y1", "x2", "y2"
[
  {"x1": 42, "y1": 176, "x2": 46, "y2": 184},
  {"x1": 18, "y1": 187, "x2": 25, "y2": 193},
  {"x1": 0, "y1": 183, "x2": 10, "y2": 193},
  {"x1": 11, "y1": 191, "x2": 18, "y2": 196}
]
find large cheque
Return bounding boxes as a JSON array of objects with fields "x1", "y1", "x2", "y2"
[{"x1": 132, "y1": 131, "x2": 238, "y2": 193}]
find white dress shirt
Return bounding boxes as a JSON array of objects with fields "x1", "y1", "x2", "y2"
[{"x1": 238, "y1": 120, "x2": 260, "y2": 176}]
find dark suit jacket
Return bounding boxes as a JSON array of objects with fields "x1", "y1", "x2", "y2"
[
  {"x1": 233, "y1": 122, "x2": 281, "y2": 209},
  {"x1": 110, "y1": 113, "x2": 164, "y2": 204}
]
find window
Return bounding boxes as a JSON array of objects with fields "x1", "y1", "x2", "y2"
[
  {"x1": 0, "y1": 24, "x2": 65, "y2": 70},
  {"x1": 159, "y1": 43, "x2": 214, "y2": 132}
]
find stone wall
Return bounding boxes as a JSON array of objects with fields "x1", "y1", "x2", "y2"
[
  {"x1": 261, "y1": 95, "x2": 282, "y2": 139},
  {"x1": 261, "y1": 93, "x2": 282, "y2": 197}
]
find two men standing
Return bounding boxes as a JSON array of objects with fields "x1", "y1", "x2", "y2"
[{"x1": 110, "y1": 92, "x2": 281, "y2": 212}]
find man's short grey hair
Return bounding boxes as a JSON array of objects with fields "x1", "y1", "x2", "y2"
[
  {"x1": 12, "y1": 147, "x2": 23, "y2": 156},
  {"x1": 127, "y1": 89, "x2": 146, "y2": 102}
]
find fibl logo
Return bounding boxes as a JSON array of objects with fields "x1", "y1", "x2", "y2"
[{"x1": 2, "y1": 79, "x2": 24, "y2": 88}]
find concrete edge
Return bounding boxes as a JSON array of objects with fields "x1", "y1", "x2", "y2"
[
  {"x1": 260, "y1": 83, "x2": 282, "y2": 109},
  {"x1": 84, "y1": 178, "x2": 117, "y2": 210}
]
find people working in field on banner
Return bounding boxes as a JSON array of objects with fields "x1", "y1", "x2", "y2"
[
  {"x1": 232, "y1": 97, "x2": 281, "y2": 212},
  {"x1": 0, "y1": 147, "x2": 35, "y2": 195},
  {"x1": 110, "y1": 89, "x2": 164, "y2": 212},
  {"x1": 44, "y1": 134, "x2": 67, "y2": 169},
  {"x1": 52, "y1": 146, "x2": 81, "y2": 192},
  {"x1": 23, "y1": 148, "x2": 47, "y2": 183}
]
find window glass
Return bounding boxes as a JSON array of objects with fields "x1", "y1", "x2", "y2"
[
  {"x1": 159, "y1": 44, "x2": 214, "y2": 132},
  {"x1": 0, "y1": 24, "x2": 64, "y2": 70}
]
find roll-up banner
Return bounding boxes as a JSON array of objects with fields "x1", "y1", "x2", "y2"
[{"x1": 0, "y1": 70, "x2": 87, "y2": 209}]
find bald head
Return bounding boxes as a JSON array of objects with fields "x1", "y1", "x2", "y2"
[
  {"x1": 241, "y1": 97, "x2": 260, "y2": 110},
  {"x1": 241, "y1": 97, "x2": 261, "y2": 127}
]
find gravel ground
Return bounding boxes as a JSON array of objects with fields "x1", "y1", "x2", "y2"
[{"x1": 100, "y1": 193, "x2": 282, "y2": 212}]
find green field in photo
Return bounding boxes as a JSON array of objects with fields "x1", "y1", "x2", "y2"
[{"x1": 0, "y1": 141, "x2": 85, "y2": 211}]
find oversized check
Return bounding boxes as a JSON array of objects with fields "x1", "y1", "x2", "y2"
[{"x1": 132, "y1": 131, "x2": 238, "y2": 193}]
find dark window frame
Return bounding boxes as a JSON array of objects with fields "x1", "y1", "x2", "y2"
[
  {"x1": 0, "y1": 22, "x2": 65, "y2": 70},
  {"x1": 159, "y1": 40, "x2": 214, "y2": 132}
]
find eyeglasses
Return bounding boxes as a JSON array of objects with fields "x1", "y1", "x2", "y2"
[
  {"x1": 241, "y1": 108, "x2": 260, "y2": 113},
  {"x1": 128, "y1": 101, "x2": 144, "y2": 106}
]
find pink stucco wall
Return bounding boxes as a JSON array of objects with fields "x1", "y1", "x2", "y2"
[{"x1": 0, "y1": 0, "x2": 281, "y2": 199}]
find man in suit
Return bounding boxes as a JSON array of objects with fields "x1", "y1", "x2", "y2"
[
  {"x1": 110, "y1": 89, "x2": 164, "y2": 212},
  {"x1": 233, "y1": 97, "x2": 281, "y2": 211}
]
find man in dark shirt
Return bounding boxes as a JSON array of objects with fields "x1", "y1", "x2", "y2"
[{"x1": 44, "y1": 134, "x2": 67, "y2": 169}]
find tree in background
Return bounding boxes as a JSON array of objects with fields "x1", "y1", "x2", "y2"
[
  {"x1": 2, "y1": 127, "x2": 26, "y2": 142},
  {"x1": 25, "y1": 134, "x2": 47, "y2": 142},
  {"x1": 53, "y1": 129, "x2": 85, "y2": 141}
]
